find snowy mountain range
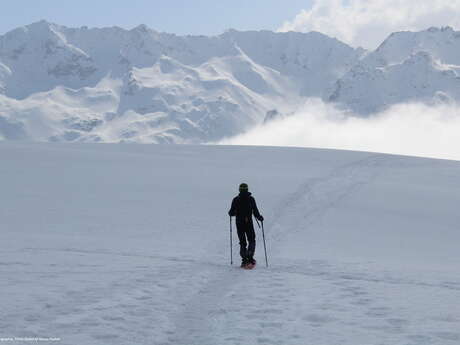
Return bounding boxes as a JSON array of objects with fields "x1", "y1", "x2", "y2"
[{"x1": 1, "y1": 21, "x2": 459, "y2": 143}]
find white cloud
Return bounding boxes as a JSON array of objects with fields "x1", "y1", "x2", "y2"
[
  {"x1": 220, "y1": 99, "x2": 460, "y2": 161},
  {"x1": 278, "y1": 0, "x2": 460, "y2": 49}
]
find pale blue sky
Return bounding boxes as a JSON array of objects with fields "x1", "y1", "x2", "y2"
[{"x1": 1, "y1": 0, "x2": 313, "y2": 35}]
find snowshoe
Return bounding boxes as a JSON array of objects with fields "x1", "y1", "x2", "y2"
[{"x1": 244, "y1": 259, "x2": 256, "y2": 270}]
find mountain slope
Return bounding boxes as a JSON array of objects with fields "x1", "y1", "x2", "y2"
[
  {"x1": 329, "y1": 27, "x2": 460, "y2": 114},
  {"x1": 1, "y1": 142, "x2": 460, "y2": 344},
  {"x1": 330, "y1": 51, "x2": 460, "y2": 114}
]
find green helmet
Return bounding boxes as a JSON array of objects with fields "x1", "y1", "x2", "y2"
[{"x1": 239, "y1": 183, "x2": 249, "y2": 192}]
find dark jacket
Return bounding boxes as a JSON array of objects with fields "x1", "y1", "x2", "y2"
[{"x1": 228, "y1": 191, "x2": 263, "y2": 223}]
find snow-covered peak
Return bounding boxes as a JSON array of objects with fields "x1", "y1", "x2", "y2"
[
  {"x1": 330, "y1": 48, "x2": 460, "y2": 114},
  {"x1": 131, "y1": 24, "x2": 153, "y2": 34},
  {"x1": 366, "y1": 26, "x2": 460, "y2": 67},
  {"x1": 0, "y1": 21, "x2": 98, "y2": 99},
  {"x1": 12, "y1": 20, "x2": 57, "y2": 36},
  {"x1": 222, "y1": 29, "x2": 364, "y2": 96},
  {"x1": 2, "y1": 20, "x2": 67, "y2": 55},
  {"x1": 325, "y1": 26, "x2": 460, "y2": 114}
]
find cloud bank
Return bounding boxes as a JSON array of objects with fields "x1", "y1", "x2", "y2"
[
  {"x1": 220, "y1": 99, "x2": 460, "y2": 161},
  {"x1": 279, "y1": 0, "x2": 460, "y2": 49}
]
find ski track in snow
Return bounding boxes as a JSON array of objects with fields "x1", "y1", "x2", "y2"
[
  {"x1": 163, "y1": 154, "x2": 459, "y2": 345},
  {"x1": 268, "y1": 153, "x2": 386, "y2": 248},
  {"x1": 162, "y1": 154, "x2": 386, "y2": 345},
  {"x1": 2, "y1": 147, "x2": 460, "y2": 345}
]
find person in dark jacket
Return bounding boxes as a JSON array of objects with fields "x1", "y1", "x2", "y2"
[{"x1": 228, "y1": 183, "x2": 264, "y2": 267}]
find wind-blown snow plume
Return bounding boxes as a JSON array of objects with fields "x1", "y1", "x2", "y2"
[
  {"x1": 279, "y1": 0, "x2": 460, "y2": 49},
  {"x1": 221, "y1": 99, "x2": 460, "y2": 161}
]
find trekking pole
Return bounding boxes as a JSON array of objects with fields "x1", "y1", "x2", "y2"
[
  {"x1": 255, "y1": 219, "x2": 268, "y2": 267},
  {"x1": 229, "y1": 216, "x2": 233, "y2": 265},
  {"x1": 261, "y1": 221, "x2": 268, "y2": 267}
]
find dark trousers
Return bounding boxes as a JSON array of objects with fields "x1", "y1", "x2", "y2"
[{"x1": 236, "y1": 219, "x2": 256, "y2": 261}]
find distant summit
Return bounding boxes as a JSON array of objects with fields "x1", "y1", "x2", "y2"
[{"x1": 330, "y1": 26, "x2": 460, "y2": 113}]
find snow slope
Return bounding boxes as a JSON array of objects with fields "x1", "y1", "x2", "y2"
[{"x1": 1, "y1": 143, "x2": 460, "y2": 344}]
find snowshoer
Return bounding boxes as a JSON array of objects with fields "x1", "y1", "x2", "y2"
[{"x1": 228, "y1": 183, "x2": 264, "y2": 268}]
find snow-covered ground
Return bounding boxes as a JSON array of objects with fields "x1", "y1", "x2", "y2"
[{"x1": 1, "y1": 142, "x2": 460, "y2": 345}]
